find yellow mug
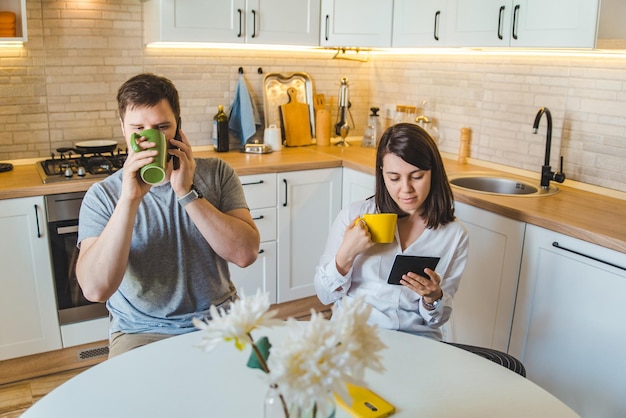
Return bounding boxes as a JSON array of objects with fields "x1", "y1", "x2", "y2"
[{"x1": 356, "y1": 213, "x2": 398, "y2": 243}]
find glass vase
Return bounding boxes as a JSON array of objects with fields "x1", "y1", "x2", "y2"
[{"x1": 264, "y1": 385, "x2": 336, "y2": 418}]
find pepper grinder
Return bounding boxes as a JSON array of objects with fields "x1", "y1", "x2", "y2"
[{"x1": 458, "y1": 128, "x2": 471, "y2": 164}]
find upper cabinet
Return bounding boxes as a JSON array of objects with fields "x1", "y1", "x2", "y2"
[
  {"x1": 320, "y1": 0, "x2": 393, "y2": 48},
  {"x1": 0, "y1": 0, "x2": 27, "y2": 41},
  {"x1": 143, "y1": 0, "x2": 320, "y2": 46},
  {"x1": 596, "y1": 0, "x2": 626, "y2": 49},
  {"x1": 445, "y1": 0, "x2": 599, "y2": 48},
  {"x1": 392, "y1": 0, "x2": 446, "y2": 47}
]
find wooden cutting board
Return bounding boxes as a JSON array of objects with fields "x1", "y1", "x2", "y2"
[{"x1": 280, "y1": 87, "x2": 312, "y2": 146}]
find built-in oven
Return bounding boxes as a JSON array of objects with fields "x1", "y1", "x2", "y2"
[{"x1": 45, "y1": 192, "x2": 109, "y2": 325}]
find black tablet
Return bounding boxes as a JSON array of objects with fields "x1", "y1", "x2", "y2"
[{"x1": 387, "y1": 255, "x2": 441, "y2": 285}]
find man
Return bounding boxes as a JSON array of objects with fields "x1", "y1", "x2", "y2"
[{"x1": 76, "y1": 73, "x2": 260, "y2": 357}]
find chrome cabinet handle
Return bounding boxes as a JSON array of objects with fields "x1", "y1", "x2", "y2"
[
  {"x1": 434, "y1": 11, "x2": 441, "y2": 41},
  {"x1": 325, "y1": 15, "x2": 330, "y2": 41},
  {"x1": 552, "y1": 242, "x2": 626, "y2": 272}
]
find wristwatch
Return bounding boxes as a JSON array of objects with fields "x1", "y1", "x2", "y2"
[
  {"x1": 422, "y1": 295, "x2": 442, "y2": 310},
  {"x1": 177, "y1": 184, "x2": 203, "y2": 207}
]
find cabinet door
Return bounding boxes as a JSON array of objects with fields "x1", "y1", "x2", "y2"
[
  {"x1": 230, "y1": 241, "x2": 278, "y2": 304},
  {"x1": 0, "y1": 0, "x2": 27, "y2": 41},
  {"x1": 233, "y1": 173, "x2": 278, "y2": 302},
  {"x1": 341, "y1": 168, "x2": 375, "y2": 208},
  {"x1": 144, "y1": 0, "x2": 246, "y2": 44},
  {"x1": 277, "y1": 168, "x2": 342, "y2": 302},
  {"x1": 392, "y1": 0, "x2": 446, "y2": 47},
  {"x1": 320, "y1": 0, "x2": 393, "y2": 47},
  {"x1": 509, "y1": 225, "x2": 626, "y2": 417},
  {"x1": 451, "y1": 202, "x2": 525, "y2": 352},
  {"x1": 509, "y1": 0, "x2": 599, "y2": 48},
  {"x1": 247, "y1": 0, "x2": 321, "y2": 45},
  {"x1": 0, "y1": 197, "x2": 62, "y2": 360},
  {"x1": 445, "y1": 0, "x2": 511, "y2": 47}
]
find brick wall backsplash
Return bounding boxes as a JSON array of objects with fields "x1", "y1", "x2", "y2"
[
  {"x1": 0, "y1": 0, "x2": 625, "y2": 194},
  {"x1": 370, "y1": 53, "x2": 626, "y2": 194}
]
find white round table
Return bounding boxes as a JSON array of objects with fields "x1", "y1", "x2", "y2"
[{"x1": 22, "y1": 328, "x2": 579, "y2": 417}]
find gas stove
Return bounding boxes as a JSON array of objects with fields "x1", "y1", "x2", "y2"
[{"x1": 36, "y1": 148, "x2": 128, "y2": 183}]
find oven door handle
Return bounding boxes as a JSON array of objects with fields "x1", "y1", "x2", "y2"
[{"x1": 57, "y1": 225, "x2": 79, "y2": 235}]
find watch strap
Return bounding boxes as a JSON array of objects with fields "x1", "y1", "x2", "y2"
[
  {"x1": 177, "y1": 184, "x2": 202, "y2": 207},
  {"x1": 422, "y1": 295, "x2": 442, "y2": 310}
]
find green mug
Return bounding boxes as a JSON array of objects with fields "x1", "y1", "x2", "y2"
[{"x1": 130, "y1": 129, "x2": 167, "y2": 185}]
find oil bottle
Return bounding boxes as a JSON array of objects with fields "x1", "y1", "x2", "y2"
[{"x1": 213, "y1": 105, "x2": 229, "y2": 152}]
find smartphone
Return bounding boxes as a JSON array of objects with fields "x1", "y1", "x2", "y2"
[
  {"x1": 335, "y1": 383, "x2": 395, "y2": 418},
  {"x1": 170, "y1": 116, "x2": 181, "y2": 170},
  {"x1": 387, "y1": 255, "x2": 440, "y2": 285}
]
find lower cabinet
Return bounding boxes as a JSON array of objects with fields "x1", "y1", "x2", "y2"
[
  {"x1": 232, "y1": 168, "x2": 342, "y2": 304},
  {"x1": 277, "y1": 168, "x2": 342, "y2": 302},
  {"x1": 509, "y1": 224, "x2": 626, "y2": 418},
  {"x1": 341, "y1": 167, "x2": 375, "y2": 207},
  {"x1": 230, "y1": 173, "x2": 278, "y2": 303},
  {"x1": 451, "y1": 202, "x2": 525, "y2": 352},
  {"x1": 230, "y1": 241, "x2": 278, "y2": 303},
  {"x1": 0, "y1": 196, "x2": 62, "y2": 361}
]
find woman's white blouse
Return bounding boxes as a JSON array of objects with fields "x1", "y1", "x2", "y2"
[{"x1": 314, "y1": 199, "x2": 469, "y2": 340}]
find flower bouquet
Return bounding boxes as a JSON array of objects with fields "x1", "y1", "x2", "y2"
[{"x1": 193, "y1": 291, "x2": 387, "y2": 418}]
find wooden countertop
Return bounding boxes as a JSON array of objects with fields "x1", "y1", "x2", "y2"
[{"x1": 1, "y1": 143, "x2": 624, "y2": 254}]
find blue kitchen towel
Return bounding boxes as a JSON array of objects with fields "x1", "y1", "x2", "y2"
[{"x1": 229, "y1": 74, "x2": 260, "y2": 145}]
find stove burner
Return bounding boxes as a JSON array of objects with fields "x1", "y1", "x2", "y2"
[{"x1": 36, "y1": 148, "x2": 128, "y2": 183}]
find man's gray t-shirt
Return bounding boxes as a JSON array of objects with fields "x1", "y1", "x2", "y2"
[{"x1": 78, "y1": 158, "x2": 249, "y2": 336}]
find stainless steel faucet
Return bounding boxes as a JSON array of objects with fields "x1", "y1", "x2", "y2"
[
  {"x1": 533, "y1": 107, "x2": 566, "y2": 189},
  {"x1": 335, "y1": 77, "x2": 351, "y2": 147}
]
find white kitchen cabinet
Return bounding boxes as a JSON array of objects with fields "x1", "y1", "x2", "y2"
[
  {"x1": 320, "y1": 0, "x2": 393, "y2": 48},
  {"x1": 229, "y1": 173, "x2": 278, "y2": 303},
  {"x1": 392, "y1": 0, "x2": 447, "y2": 47},
  {"x1": 277, "y1": 168, "x2": 342, "y2": 302},
  {"x1": 509, "y1": 224, "x2": 626, "y2": 418},
  {"x1": 0, "y1": 0, "x2": 27, "y2": 41},
  {"x1": 0, "y1": 196, "x2": 62, "y2": 361},
  {"x1": 450, "y1": 202, "x2": 525, "y2": 352},
  {"x1": 445, "y1": 0, "x2": 599, "y2": 48},
  {"x1": 144, "y1": 0, "x2": 320, "y2": 46},
  {"x1": 341, "y1": 167, "x2": 375, "y2": 208}
]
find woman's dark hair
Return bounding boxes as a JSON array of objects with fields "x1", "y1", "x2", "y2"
[
  {"x1": 374, "y1": 123, "x2": 455, "y2": 228},
  {"x1": 117, "y1": 73, "x2": 180, "y2": 121}
]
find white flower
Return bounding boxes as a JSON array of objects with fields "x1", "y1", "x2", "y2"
[
  {"x1": 333, "y1": 296, "x2": 387, "y2": 380},
  {"x1": 193, "y1": 290, "x2": 282, "y2": 352},
  {"x1": 267, "y1": 312, "x2": 349, "y2": 414}
]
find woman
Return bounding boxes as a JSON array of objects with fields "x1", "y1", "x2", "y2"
[{"x1": 314, "y1": 123, "x2": 469, "y2": 340}]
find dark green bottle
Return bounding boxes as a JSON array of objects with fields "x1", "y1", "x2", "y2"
[{"x1": 213, "y1": 105, "x2": 229, "y2": 152}]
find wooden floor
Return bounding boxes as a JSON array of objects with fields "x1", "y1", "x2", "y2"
[{"x1": 0, "y1": 296, "x2": 331, "y2": 416}]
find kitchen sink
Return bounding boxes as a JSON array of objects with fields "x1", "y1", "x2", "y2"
[{"x1": 449, "y1": 173, "x2": 559, "y2": 197}]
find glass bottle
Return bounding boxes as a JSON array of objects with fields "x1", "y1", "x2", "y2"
[
  {"x1": 361, "y1": 107, "x2": 382, "y2": 148},
  {"x1": 415, "y1": 101, "x2": 440, "y2": 144},
  {"x1": 393, "y1": 105, "x2": 406, "y2": 125},
  {"x1": 405, "y1": 105, "x2": 417, "y2": 124},
  {"x1": 265, "y1": 384, "x2": 288, "y2": 418},
  {"x1": 213, "y1": 104, "x2": 229, "y2": 153}
]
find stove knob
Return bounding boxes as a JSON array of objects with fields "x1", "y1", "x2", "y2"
[
  {"x1": 64, "y1": 167, "x2": 73, "y2": 178},
  {"x1": 77, "y1": 166, "x2": 86, "y2": 177}
]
